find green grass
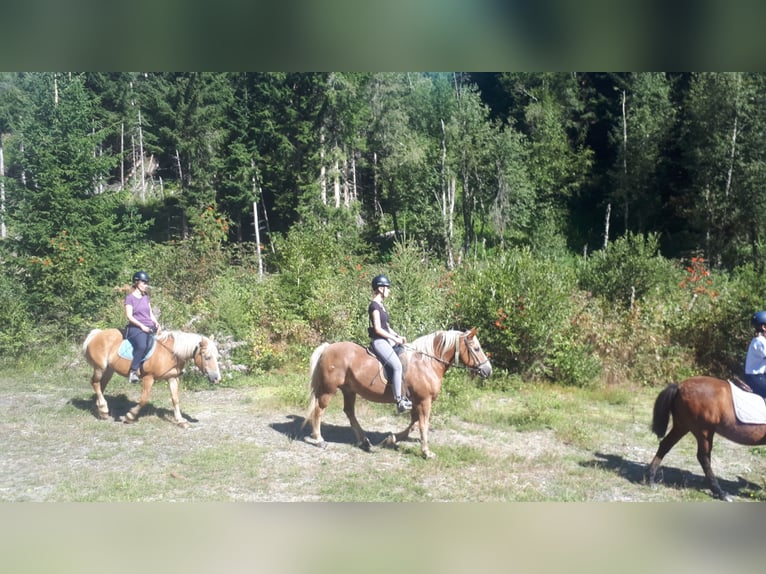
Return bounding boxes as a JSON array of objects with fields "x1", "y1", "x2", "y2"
[{"x1": 2, "y1": 348, "x2": 764, "y2": 502}]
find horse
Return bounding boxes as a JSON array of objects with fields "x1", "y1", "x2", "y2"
[
  {"x1": 303, "y1": 328, "x2": 492, "y2": 459},
  {"x1": 646, "y1": 376, "x2": 766, "y2": 501},
  {"x1": 82, "y1": 328, "x2": 221, "y2": 428}
]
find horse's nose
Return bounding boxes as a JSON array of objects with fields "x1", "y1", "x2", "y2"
[
  {"x1": 208, "y1": 371, "x2": 221, "y2": 384},
  {"x1": 480, "y1": 364, "x2": 492, "y2": 378}
]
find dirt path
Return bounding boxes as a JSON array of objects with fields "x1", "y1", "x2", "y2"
[{"x1": 1, "y1": 376, "x2": 764, "y2": 501}]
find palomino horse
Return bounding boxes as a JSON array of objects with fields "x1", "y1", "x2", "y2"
[
  {"x1": 303, "y1": 328, "x2": 492, "y2": 458},
  {"x1": 647, "y1": 376, "x2": 766, "y2": 501},
  {"x1": 82, "y1": 328, "x2": 221, "y2": 428}
]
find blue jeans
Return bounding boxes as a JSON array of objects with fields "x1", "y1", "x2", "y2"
[
  {"x1": 744, "y1": 373, "x2": 766, "y2": 398},
  {"x1": 126, "y1": 325, "x2": 152, "y2": 372},
  {"x1": 371, "y1": 338, "x2": 403, "y2": 399}
]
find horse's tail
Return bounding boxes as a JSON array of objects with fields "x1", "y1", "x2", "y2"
[
  {"x1": 302, "y1": 342, "x2": 330, "y2": 430},
  {"x1": 651, "y1": 383, "x2": 679, "y2": 438}
]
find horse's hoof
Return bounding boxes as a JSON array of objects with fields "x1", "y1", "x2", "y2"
[
  {"x1": 97, "y1": 412, "x2": 110, "y2": 420},
  {"x1": 176, "y1": 421, "x2": 190, "y2": 429},
  {"x1": 360, "y1": 438, "x2": 372, "y2": 452},
  {"x1": 305, "y1": 437, "x2": 327, "y2": 449},
  {"x1": 379, "y1": 434, "x2": 397, "y2": 448},
  {"x1": 422, "y1": 450, "x2": 435, "y2": 459},
  {"x1": 718, "y1": 492, "x2": 734, "y2": 502}
]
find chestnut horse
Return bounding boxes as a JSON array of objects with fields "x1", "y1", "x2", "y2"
[
  {"x1": 647, "y1": 376, "x2": 766, "y2": 501},
  {"x1": 303, "y1": 328, "x2": 492, "y2": 458},
  {"x1": 82, "y1": 328, "x2": 221, "y2": 428}
]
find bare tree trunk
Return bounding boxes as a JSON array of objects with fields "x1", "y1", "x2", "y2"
[
  {"x1": 252, "y1": 162, "x2": 275, "y2": 254},
  {"x1": 342, "y1": 157, "x2": 349, "y2": 207},
  {"x1": 333, "y1": 159, "x2": 341, "y2": 208},
  {"x1": 253, "y1": 201, "x2": 263, "y2": 280},
  {"x1": 621, "y1": 90, "x2": 628, "y2": 231},
  {"x1": 603, "y1": 203, "x2": 611, "y2": 249},
  {"x1": 725, "y1": 75, "x2": 741, "y2": 199},
  {"x1": 120, "y1": 122, "x2": 125, "y2": 190},
  {"x1": 0, "y1": 135, "x2": 5, "y2": 239},
  {"x1": 175, "y1": 149, "x2": 183, "y2": 185},
  {"x1": 319, "y1": 129, "x2": 327, "y2": 204},
  {"x1": 351, "y1": 153, "x2": 358, "y2": 203},
  {"x1": 373, "y1": 151, "x2": 382, "y2": 217},
  {"x1": 439, "y1": 119, "x2": 455, "y2": 269},
  {"x1": 138, "y1": 108, "x2": 145, "y2": 200}
]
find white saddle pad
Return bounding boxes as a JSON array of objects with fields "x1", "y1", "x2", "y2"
[{"x1": 729, "y1": 381, "x2": 766, "y2": 424}]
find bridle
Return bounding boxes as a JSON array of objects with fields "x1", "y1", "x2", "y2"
[{"x1": 405, "y1": 332, "x2": 490, "y2": 374}]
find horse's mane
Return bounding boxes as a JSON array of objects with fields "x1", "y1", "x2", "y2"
[
  {"x1": 158, "y1": 330, "x2": 203, "y2": 360},
  {"x1": 410, "y1": 330, "x2": 460, "y2": 362}
]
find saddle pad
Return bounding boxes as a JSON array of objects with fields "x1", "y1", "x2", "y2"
[
  {"x1": 118, "y1": 337, "x2": 156, "y2": 362},
  {"x1": 729, "y1": 381, "x2": 766, "y2": 424}
]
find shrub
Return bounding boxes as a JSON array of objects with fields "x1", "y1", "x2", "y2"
[
  {"x1": 0, "y1": 271, "x2": 34, "y2": 358},
  {"x1": 450, "y1": 248, "x2": 600, "y2": 386},
  {"x1": 578, "y1": 232, "x2": 678, "y2": 307}
]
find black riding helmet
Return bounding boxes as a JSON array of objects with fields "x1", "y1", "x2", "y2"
[
  {"x1": 371, "y1": 274, "x2": 391, "y2": 291},
  {"x1": 752, "y1": 310, "x2": 766, "y2": 330},
  {"x1": 132, "y1": 270, "x2": 150, "y2": 284}
]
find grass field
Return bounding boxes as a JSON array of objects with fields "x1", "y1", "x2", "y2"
[{"x1": 1, "y1": 346, "x2": 765, "y2": 503}]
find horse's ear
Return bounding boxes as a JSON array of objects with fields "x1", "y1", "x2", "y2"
[{"x1": 468, "y1": 327, "x2": 477, "y2": 338}]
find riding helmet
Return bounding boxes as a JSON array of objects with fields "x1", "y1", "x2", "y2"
[
  {"x1": 371, "y1": 274, "x2": 391, "y2": 290},
  {"x1": 751, "y1": 310, "x2": 766, "y2": 329},
  {"x1": 132, "y1": 270, "x2": 150, "y2": 284}
]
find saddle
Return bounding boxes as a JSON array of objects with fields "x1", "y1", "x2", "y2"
[
  {"x1": 727, "y1": 377, "x2": 766, "y2": 424},
  {"x1": 117, "y1": 336, "x2": 157, "y2": 363},
  {"x1": 366, "y1": 344, "x2": 409, "y2": 386},
  {"x1": 729, "y1": 375, "x2": 753, "y2": 393}
]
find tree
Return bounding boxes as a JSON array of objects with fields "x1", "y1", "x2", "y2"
[
  {"x1": 678, "y1": 73, "x2": 766, "y2": 268},
  {"x1": 8, "y1": 73, "x2": 137, "y2": 331},
  {"x1": 607, "y1": 73, "x2": 675, "y2": 236}
]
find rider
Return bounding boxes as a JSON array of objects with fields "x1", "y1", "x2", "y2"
[
  {"x1": 124, "y1": 271, "x2": 160, "y2": 383},
  {"x1": 368, "y1": 274, "x2": 412, "y2": 413},
  {"x1": 744, "y1": 310, "x2": 766, "y2": 398}
]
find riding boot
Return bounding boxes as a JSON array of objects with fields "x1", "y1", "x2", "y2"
[
  {"x1": 129, "y1": 369, "x2": 141, "y2": 383},
  {"x1": 395, "y1": 394, "x2": 412, "y2": 413}
]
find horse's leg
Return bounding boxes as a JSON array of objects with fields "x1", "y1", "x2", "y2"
[
  {"x1": 413, "y1": 399, "x2": 434, "y2": 459},
  {"x1": 695, "y1": 431, "x2": 731, "y2": 501},
  {"x1": 124, "y1": 376, "x2": 154, "y2": 424},
  {"x1": 167, "y1": 377, "x2": 189, "y2": 428},
  {"x1": 90, "y1": 366, "x2": 113, "y2": 420},
  {"x1": 646, "y1": 425, "x2": 687, "y2": 486},
  {"x1": 390, "y1": 409, "x2": 419, "y2": 445},
  {"x1": 306, "y1": 391, "x2": 333, "y2": 447},
  {"x1": 342, "y1": 390, "x2": 372, "y2": 452}
]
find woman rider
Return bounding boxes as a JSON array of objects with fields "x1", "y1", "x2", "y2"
[
  {"x1": 368, "y1": 274, "x2": 412, "y2": 413},
  {"x1": 124, "y1": 271, "x2": 160, "y2": 383}
]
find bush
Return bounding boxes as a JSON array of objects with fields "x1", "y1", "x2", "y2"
[
  {"x1": 450, "y1": 248, "x2": 600, "y2": 387},
  {"x1": 579, "y1": 232, "x2": 678, "y2": 307},
  {"x1": 0, "y1": 271, "x2": 34, "y2": 358}
]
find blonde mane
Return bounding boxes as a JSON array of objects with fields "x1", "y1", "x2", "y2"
[
  {"x1": 410, "y1": 330, "x2": 461, "y2": 363},
  {"x1": 157, "y1": 330, "x2": 203, "y2": 360}
]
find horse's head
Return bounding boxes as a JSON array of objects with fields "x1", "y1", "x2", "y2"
[
  {"x1": 195, "y1": 336, "x2": 222, "y2": 384},
  {"x1": 459, "y1": 328, "x2": 492, "y2": 379}
]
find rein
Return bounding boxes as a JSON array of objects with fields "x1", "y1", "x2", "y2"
[
  {"x1": 152, "y1": 334, "x2": 206, "y2": 377},
  {"x1": 404, "y1": 333, "x2": 489, "y2": 374}
]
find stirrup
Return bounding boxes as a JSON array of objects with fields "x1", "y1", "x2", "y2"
[{"x1": 396, "y1": 397, "x2": 412, "y2": 413}]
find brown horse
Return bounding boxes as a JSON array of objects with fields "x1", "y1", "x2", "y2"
[
  {"x1": 303, "y1": 328, "x2": 492, "y2": 458},
  {"x1": 82, "y1": 328, "x2": 221, "y2": 428},
  {"x1": 647, "y1": 376, "x2": 766, "y2": 501}
]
